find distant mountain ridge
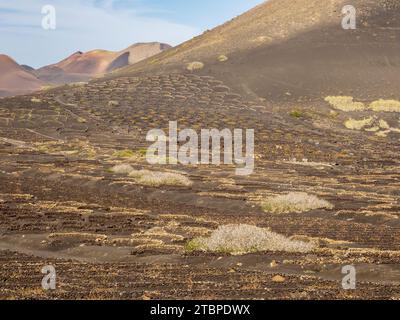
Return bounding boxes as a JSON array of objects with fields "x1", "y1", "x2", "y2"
[
  {"x1": 0, "y1": 54, "x2": 43, "y2": 97},
  {"x1": 0, "y1": 42, "x2": 171, "y2": 97},
  {"x1": 35, "y1": 42, "x2": 171, "y2": 84}
]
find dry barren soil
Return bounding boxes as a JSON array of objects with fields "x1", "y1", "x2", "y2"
[{"x1": 1, "y1": 0, "x2": 400, "y2": 300}]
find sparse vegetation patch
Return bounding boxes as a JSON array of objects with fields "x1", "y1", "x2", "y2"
[
  {"x1": 324, "y1": 96, "x2": 366, "y2": 112},
  {"x1": 109, "y1": 164, "x2": 192, "y2": 187},
  {"x1": 113, "y1": 149, "x2": 135, "y2": 158},
  {"x1": 344, "y1": 117, "x2": 374, "y2": 130},
  {"x1": 325, "y1": 96, "x2": 400, "y2": 113},
  {"x1": 378, "y1": 119, "x2": 390, "y2": 129},
  {"x1": 129, "y1": 169, "x2": 192, "y2": 187},
  {"x1": 217, "y1": 55, "x2": 228, "y2": 62},
  {"x1": 36, "y1": 140, "x2": 97, "y2": 159},
  {"x1": 110, "y1": 164, "x2": 134, "y2": 174},
  {"x1": 30, "y1": 98, "x2": 42, "y2": 103},
  {"x1": 68, "y1": 82, "x2": 87, "y2": 87},
  {"x1": 261, "y1": 192, "x2": 333, "y2": 214},
  {"x1": 369, "y1": 99, "x2": 400, "y2": 113},
  {"x1": 290, "y1": 109, "x2": 304, "y2": 118},
  {"x1": 186, "y1": 61, "x2": 204, "y2": 72},
  {"x1": 108, "y1": 100, "x2": 120, "y2": 107},
  {"x1": 186, "y1": 224, "x2": 316, "y2": 255}
]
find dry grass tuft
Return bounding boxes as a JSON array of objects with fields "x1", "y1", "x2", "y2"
[
  {"x1": 49, "y1": 232, "x2": 107, "y2": 241},
  {"x1": 344, "y1": 117, "x2": 374, "y2": 130},
  {"x1": 109, "y1": 164, "x2": 192, "y2": 187},
  {"x1": 36, "y1": 139, "x2": 97, "y2": 159},
  {"x1": 375, "y1": 130, "x2": 391, "y2": 137},
  {"x1": 186, "y1": 61, "x2": 204, "y2": 71},
  {"x1": 110, "y1": 164, "x2": 134, "y2": 174},
  {"x1": 217, "y1": 55, "x2": 228, "y2": 62},
  {"x1": 30, "y1": 98, "x2": 42, "y2": 103},
  {"x1": 108, "y1": 100, "x2": 120, "y2": 107},
  {"x1": 378, "y1": 119, "x2": 390, "y2": 129},
  {"x1": 186, "y1": 224, "x2": 316, "y2": 254},
  {"x1": 369, "y1": 99, "x2": 400, "y2": 113},
  {"x1": 325, "y1": 96, "x2": 366, "y2": 112},
  {"x1": 68, "y1": 82, "x2": 87, "y2": 87},
  {"x1": 113, "y1": 150, "x2": 135, "y2": 158},
  {"x1": 129, "y1": 169, "x2": 192, "y2": 187},
  {"x1": 262, "y1": 192, "x2": 333, "y2": 214}
]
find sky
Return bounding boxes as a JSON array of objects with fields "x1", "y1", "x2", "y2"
[{"x1": 0, "y1": 0, "x2": 265, "y2": 68}]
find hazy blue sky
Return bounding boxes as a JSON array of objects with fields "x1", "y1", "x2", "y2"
[{"x1": 0, "y1": 0, "x2": 264, "y2": 68}]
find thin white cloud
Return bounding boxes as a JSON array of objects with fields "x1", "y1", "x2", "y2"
[{"x1": 0, "y1": 0, "x2": 199, "y2": 68}]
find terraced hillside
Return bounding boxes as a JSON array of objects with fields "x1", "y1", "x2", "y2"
[
  {"x1": 1, "y1": 0, "x2": 400, "y2": 300},
  {"x1": 115, "y1": 0, "x2": 400, "y2": 102}
]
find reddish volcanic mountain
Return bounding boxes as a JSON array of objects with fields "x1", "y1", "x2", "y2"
[
  {"x1": 35, "y1": 42, "x2": 171, "y2": 84},
  {"x1": 0, "y1": 54, "x2": 43, "y2": 97},
  {"x1": 0, "y1": 42, "x2": 171, "y2": 96},
  {"x1": 49, "y1": 50, "x2": 116, "y2": 75},
  {"x1": 34, "y1": 50, "x2": 117, "y2": 84}
]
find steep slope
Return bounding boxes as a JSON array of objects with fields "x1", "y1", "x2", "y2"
[
  {"x1": 113, "y1": 0, "x2": 400, "y2": 101},
  {"x1": 52, "y1": 50, "x2": 116, "y2": 75},
  {"x1": 35, "y1": 50, "x2": 116, "y2": 84},
  {"x1": 107, "y1": 42, "x2": 171, "y2": 72},
  {"x1": 0, "y1": 54, "x2": 43, "y2": 97},
  {"x1": 33, "y1": 65, "x2": 90, "y2": 85},
  {"x1": 20, "y1": 65, "x2": 35, "y2": 73}
]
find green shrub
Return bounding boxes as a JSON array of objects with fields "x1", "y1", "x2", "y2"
[{"x1": 290, "y1": 110, "x2": 303, "y2": 118}]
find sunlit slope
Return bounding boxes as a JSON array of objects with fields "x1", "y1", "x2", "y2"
[
  {"x1": 112, "y1": 0, "x2": 400, "y2": 101},
  {"x1": 0, "y1": 54, "x2": 43, "y2": 97}
]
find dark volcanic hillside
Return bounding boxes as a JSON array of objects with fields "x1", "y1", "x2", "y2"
[{"x1": 114, "y1": 0, "x2": 400, "y2": 102}]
